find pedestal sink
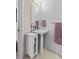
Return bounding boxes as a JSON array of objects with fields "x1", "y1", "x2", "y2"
[{"x1": 32, "y1": 29, "x2": 49, "y2": 53}]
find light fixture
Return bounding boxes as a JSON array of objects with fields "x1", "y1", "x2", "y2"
[{"x1": 32, "y1": 0, "x2": 41, "y2": 6}]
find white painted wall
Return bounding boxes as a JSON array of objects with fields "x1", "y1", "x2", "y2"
[
  {"x1": 16, "y1": 0, "x2": 18, "y2": 42},
  {"x1": 18, "y1": 0, "x2": 31, "y2": 59},
  {"x1": 32, "y1": 0, "x2": 62, "y2": 56},
  {"x1": 22, "y1": 0, "x2": 32, "y2": 57}
]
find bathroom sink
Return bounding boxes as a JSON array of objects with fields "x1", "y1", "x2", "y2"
[
  {"x1": 33, "y1": 29, "x2": 48, "y2": 35},
  {"x1": 32, "y1": 29, "x2": 49, "y2": 53}
]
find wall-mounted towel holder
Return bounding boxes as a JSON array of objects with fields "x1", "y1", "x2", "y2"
[
  {"x1": 52, "y1": 22, "x2": 54, "y2": 24},
  {"x1": 52, "y1": 21, "x2": 62, "y2": 24}
]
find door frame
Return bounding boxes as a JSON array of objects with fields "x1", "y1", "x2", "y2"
[{"x1": 17, "y1": 0, "x2": 23, "y2": 59}]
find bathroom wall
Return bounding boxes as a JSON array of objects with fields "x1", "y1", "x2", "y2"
[
  {"x1": 42, "y1": 0, "x2": 62, "y2": 56},
  {"x1": 16, "y1": 0, "x2": 18, "y2": 41},
  {"x1": 18, "y1": 0, "x2": 31, "y2": 59},
  {"x1": 32, "y1": 0, "x2": 62, "y2": 56},
  {"x1": 22, "y1": 0, "x2": 32, "y2": 57}
]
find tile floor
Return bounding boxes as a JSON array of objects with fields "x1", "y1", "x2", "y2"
[
  {"x1": 16, "y1": 51, "x2": 18, "y2": 59},
  {"x1": 17, "y1": 49, "x2": 62, "y2": 59}
]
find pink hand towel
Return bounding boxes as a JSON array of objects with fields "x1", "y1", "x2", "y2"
[{"x1": 55, "y1": 22, "x2": 62, "y2": 45}]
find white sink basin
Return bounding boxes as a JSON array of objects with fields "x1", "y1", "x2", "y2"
[
  {"x1": 32, "y1": 29, "x2": 49, "y2": 53},
  {"x1": 33, "y1": 29, "x2": 48, "y2": 35}
]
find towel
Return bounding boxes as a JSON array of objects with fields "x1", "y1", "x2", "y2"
[
  {"x1": 42, "y1": 20, "x2": 46, "y2": 27},
  {"x1": 35, "y1": 20, "x2": 39, "y2": 26},
  {"x1": 55, "y1": 22, "x2": 62, "y2": 45}
]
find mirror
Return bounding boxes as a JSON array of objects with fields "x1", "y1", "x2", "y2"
[{"x1": 31, "y1": 0, "x2": 47, "y2": 30}]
